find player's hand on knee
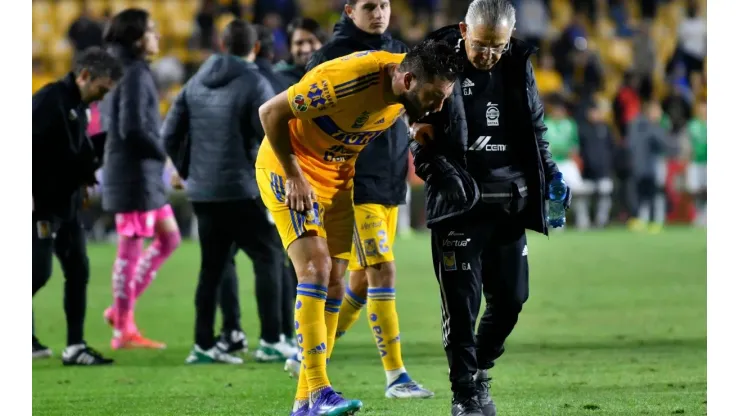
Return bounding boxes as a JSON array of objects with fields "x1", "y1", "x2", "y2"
[{"x1": 285, "y1": 173, "x2": 315, "y2": 212}]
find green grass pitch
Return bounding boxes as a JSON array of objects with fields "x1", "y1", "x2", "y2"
[{"x1": 32, "y1": 228, "x2": 707, "y2": 415}]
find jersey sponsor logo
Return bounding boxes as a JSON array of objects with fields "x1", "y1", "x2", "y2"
[
  {"x1": 442, "y1": 251, "x2": 457, "y2": 271},
  {"x1": 442, "y1": 238, "x2": 471, "y2": 247},
  {"x1": 351, "y1": 111, "x2": 371, "y2": 129},
  {"x1": 486, "y1": 102, "x2": 500, "y2": 126},
  {"x1": 323, "y1": 145, "x2": 354, "y2": 162},
  {"x1": 361, "y1": 214, "x2": 384, "y2": 231},
  {"x1": 292, "y1": 94, "x2": 308, "y2": 112},
  {"x1": 462, "y1": 78, "x2": 475, "y2": 96},
  {"x1": 313, "y1": 115, "x2": 385, "y2": 146},
  {"x1": 468, "y1": 136, "x2": 507, "y2": 152}
]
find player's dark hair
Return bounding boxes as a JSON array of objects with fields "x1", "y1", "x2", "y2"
[
  {"x1": 222, "y1": 19, "x2": 258, "y2": 57},
  {"x1": 255, "y1": 25, "x2": 275, "y2": 60},
  {"x1": 73, "y1": 46, "x2": 124, "y2": 81},
  {"x1": 103, "y1": 8, "x2": 150, "y2": 57},
  {"x1": 346, "y1": 0, "x2": 360, "y2": 6},
  {"x1": 399, "y1": 40, "x2": 460, "y2": 84},
  {"x1": 287, "y1": 17, "x2": 328, "y2": 44}
]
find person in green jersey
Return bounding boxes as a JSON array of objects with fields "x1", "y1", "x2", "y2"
[
  {"x1": 686, "y1": 99, "x2": 707, "y2": 226},
  {"x1": 544, "y1": 95, "x2": 588, "y2": 228}
]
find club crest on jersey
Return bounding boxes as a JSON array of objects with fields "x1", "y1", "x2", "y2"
[
  {"x1": 293, "y1": 94, "x2": 308, "y2": 112},
  {"x1": 486, "y1": 102, "x2": 500, "y2": 126},
  {"x1": 304, "y1": 202, "x2": 324, "y2": 226},
  {"x1": 363, "y1": 238, "x2": 379, "y2": 256},
  {"x1": 443, "y1": 251, "x2": 457, "y2": 271},
  {"x1": 352, "y1": 111, "x2": 371, "y2": 129},
  {"x1": 308, "y1": 83, "x2": 328, "y2": 109}
]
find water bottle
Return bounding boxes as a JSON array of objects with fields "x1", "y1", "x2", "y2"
[{"x1": 547, "y1": 172, "x2": 567, "y2": 228}]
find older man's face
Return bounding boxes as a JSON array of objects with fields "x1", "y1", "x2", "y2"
[{"x1": 459, "y1": 21, "x2": 512, "y2": 70}]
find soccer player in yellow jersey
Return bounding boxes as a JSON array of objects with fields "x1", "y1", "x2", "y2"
[{"x1": 256, "y1": 40, "x2": 459, "y2": 416}]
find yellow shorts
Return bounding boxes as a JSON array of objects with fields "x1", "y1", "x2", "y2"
[
  {"x1": 256, "y1": 168, "x2": 354, "y2": 260},
  {"x1": 349, "y1": 203, "x2": 398, "y2": 271}
]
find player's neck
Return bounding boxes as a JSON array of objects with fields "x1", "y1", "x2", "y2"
[{"x1": 383, "y1": 64, "x2": 401, "y2": 104}]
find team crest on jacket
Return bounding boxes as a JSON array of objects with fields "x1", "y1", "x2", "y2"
[
  {"x1": 293, "y1": 94, "x2": 308, "y2": 112},
  {"x1": 443, "y1": 251, "x2": 457, "y2": 271}
]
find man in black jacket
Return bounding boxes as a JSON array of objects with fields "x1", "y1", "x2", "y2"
[
  {"x1": 33, "y1": 47, "x2": 121, "y2": 366},
  {"x1": 274, "y1": 17, "x2": 327, "y2": 86},
  {"x1": 409, "y1": 0, "x2": 570, "y2": 414},
  {"x1": 295, "y1": 1, "x2": 433, "y2": 400},
  {"x1": 162, "y1": 19, "x2": 297, "y2": 365}
]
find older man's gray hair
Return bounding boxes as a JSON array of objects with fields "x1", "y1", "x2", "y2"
[{"x1": 465, "y1": 0, "x2": 517, "y2": 30}]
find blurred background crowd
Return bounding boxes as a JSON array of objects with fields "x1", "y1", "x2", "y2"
[{"x1": 32, "y1": 0, "x2": 708, "y2": 240}]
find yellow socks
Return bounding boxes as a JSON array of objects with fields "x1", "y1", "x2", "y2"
[
  {"x1": 294, "y1": 283, "x2": 330, "y2": 399},
  {"x1": 324, "y1": 298, "x2": 342, "y2": 360},
  {"x1": 367, "y1": 287, "x2": 405, "y2": 376},
  {"x1": 336, "y1": 288, "x2": 365, "y2": 339}
]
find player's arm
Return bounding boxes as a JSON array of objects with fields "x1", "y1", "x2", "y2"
[{"x1": 259, "y1": 71, "x2": 342, "y2": 211}]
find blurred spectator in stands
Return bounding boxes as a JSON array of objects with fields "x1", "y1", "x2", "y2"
[
  {"x1": 640, "y1": 0, "x2": 659, "y2": 20},
  {"x1": 534, "y1": 53, "x2": 564, "y2": 97},
  {"x1": 274, "y1": 18, "x2": 326, "y2": 85},
  {"x1": 566, "y1": 38, "x2": 604, "y2": 103},
  {"x1": 552, "y1": 13, "x2": 587, "y2": 75},
  {"x1": 67, "y1": 1, "x2": 104, "y2": 58},
  {"x1": 253, "y1": 0, "x2": 299, "y2": 34},
  {"x1": 409, "y1": 0, "x2": 440, "y2": 27},
  {"x1": 515, "y1": 0, "x2": 549, "y2": 49},
  {"x1": 193, "y1": 0, "x2": 219, "y2": 51},
  {"x1": 686, "y1": 99, "x2": 707, "y2": 226},
  {"x1": 544, "y1": 94, "x2": 589, "y2": 229},
  {"x1": 627, "y1": 101, "x2": 669, "y2": 232},
  {"x1": 676, "y1": 2, "x2": 706, "y2": 78},
  {"x1": 609, "y1": 0, "x2": 634, "y2": 38},
  {"x1": 662, "y1": 82, "x2": 693, "y2": 135},
  {"x1": 32, "y1": 58, "x2": 54, "y2": 93},
  {"x1": 578, "y1": 99, "x2": 616, "y2": 228},
  {"x1": 632, "y1": 22, "x2": 656, "y2": 100},
  {"x1": 613, "y1": 71, "x2": 641, "y2": 139},
  {"x1": 572, "y1": 0, "x2": 596, "y2": 22}
]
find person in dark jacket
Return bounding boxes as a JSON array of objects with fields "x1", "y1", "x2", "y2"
[
  {"x1": 409, "y1": 1, "x2": 568, "y2": 415},
  {"x1": 291, "y1": 1, "x2": 433, "y2": 400},
  {"x1": 273, "y1": 17, "x2": 326, "y2": 85},
  {"x1": 33, "y1": 46, "x2": 121, "y2": 366},
  {"x1": 578, "y1": 99, "x2": 616, "y2": 228},
  {"x1": 99, "y1": 8, "x2": 182, "y2": 350},
  {"x1": 162, "y1": 19, "x2": 297, "y2": 364},
  {"x1": 626, "y1": 100, "x2": 669, "y2": 232}
]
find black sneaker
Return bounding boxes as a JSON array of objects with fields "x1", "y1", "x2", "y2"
[
  {"x1": 32, "y1": 337, "x2": 52, "y2": 359},
  {"x1": 451, "y1": 393, "x2": 485, "y2": 416},
  {"x1": 62, "y1": 344, "x2": 114, "y2": 366},
  {"x1": 216, "y1": 330, "x2": 248, "y2": 354},
  {"x1": 474, "y1": 370, "x2": 497, "y2": 416}
]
